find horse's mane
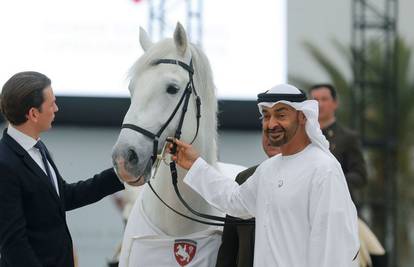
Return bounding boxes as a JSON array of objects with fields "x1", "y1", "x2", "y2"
[{"x1": 189, "y1": 44, "x2": 218, "y2": 161}]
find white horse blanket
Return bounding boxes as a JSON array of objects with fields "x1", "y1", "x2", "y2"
[{"x1": 119, "y1": 162, "x2": 246, "y2": 267}]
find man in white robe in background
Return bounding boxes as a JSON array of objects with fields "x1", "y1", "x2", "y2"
[{"x1": 171, "y1": 84, "x2": 360, "y2": 267}]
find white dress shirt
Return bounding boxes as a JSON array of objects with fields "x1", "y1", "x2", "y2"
[{"x1": 7, "y1": 125, "x2": 60, "y2": 195}]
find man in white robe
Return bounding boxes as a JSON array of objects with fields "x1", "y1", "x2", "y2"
[{"x1": 171, "y1": 84, "x2": 360, "y2": 267}]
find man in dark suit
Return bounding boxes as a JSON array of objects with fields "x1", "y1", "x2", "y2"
[
  {"x1": 309, "y1": 84, "x2": 367, "y2": 202},
  {"x1": 216, "y1": 83, "x2": 366, "y2": 267},
  {"x1": 215, "y1": 133, "x2": 280, "y2": 267},
  {"x1": 0, "y1": 71, "x2": 131, "y2": 267},
  {"x1": 310, "y1": 84, "x2": 390, "y2": 266}
]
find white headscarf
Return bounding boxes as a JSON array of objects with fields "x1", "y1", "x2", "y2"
[
  {"x1": 257, "y1": 84, "x2": 331, "y2": 155},
  {"x1": 258, "y1": 84, "x2": 360, "y2": 261}
]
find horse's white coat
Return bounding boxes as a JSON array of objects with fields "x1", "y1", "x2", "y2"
[{"x1": 112, "y1": 24, "x2": 246, "y2": 266}]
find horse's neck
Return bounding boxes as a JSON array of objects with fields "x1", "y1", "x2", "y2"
[{"x1": 141, "y1": 138, "x2": 218, "y2": 236}]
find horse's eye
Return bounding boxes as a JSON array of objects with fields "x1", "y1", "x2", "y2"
[{"x1": 166, "y1": 85, "x2": 180, "y2": 95}]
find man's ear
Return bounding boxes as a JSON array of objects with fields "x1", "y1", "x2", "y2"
[
  {"x1": 26, "y1": 107, "x2": 39, "y2": 122},
  {"x1": 333, "y1": 98, "x2": 339, "y2": 112},
  {"x1": 298, "y1": 111, "x2": 307, "y2": 125}
]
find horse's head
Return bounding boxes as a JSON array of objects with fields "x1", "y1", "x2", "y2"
[{"x1": 112, "y1": 23, "x2": 217, "y2": 182}]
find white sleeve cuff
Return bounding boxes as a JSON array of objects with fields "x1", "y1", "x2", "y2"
[{"x1": 183, "y1": 157, "x2": 207, "y2": 185}]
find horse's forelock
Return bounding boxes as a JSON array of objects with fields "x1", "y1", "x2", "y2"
[{"x1": 128, "y1": 40, "x2": 217, "y2": 106}]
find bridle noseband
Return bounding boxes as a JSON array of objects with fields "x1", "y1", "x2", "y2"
[{"x1": 122, "y1": 58, "x2": 253, "y2": 226}]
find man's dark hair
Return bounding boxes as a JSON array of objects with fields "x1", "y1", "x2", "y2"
[
  {"x1": 1, "y1": 71, "x2": 51, "y2": 125},
  {"x1": 309, "y1": 84, "x2": 337, "y2": 100}
]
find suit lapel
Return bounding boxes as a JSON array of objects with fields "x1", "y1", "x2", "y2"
[
  {"x1": 22, "y1": 154, "x2": 61, "y2": 200},
  {"x1": 2, "y1": 132, "x2": 61, "y2": 203}
]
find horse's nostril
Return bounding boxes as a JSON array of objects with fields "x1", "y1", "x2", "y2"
[{"x1": 127, "y1": 148, "x2": 139, "y2": 165}]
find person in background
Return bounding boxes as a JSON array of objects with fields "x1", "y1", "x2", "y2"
[
  {"x1": 309, "y1": 84, "x2": 386, "y2": 267},
  {"x1": 108, "y1": 185, "x2": 143, "y2": 267},
  {"x1": 309, "y1": 84, "x2": 367, "y2": 203}
]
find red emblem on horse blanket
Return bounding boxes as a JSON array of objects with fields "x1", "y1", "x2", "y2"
[{"x1": 174, "y1": 239, "x2": 197, "y2": 266}]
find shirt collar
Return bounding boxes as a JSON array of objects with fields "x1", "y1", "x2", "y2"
[{"x1": 7, "y1": 124, "x2": 39, "y2": 151}]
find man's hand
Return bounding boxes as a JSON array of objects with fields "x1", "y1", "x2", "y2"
[
  {"x1": 114, "y1": 158, "x2": 146, "y2": 187},
  {"x1": 169, "y1": 139, "x2": 200, "y2": 170}
]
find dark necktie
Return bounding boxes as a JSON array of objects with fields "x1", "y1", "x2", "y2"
[{"x1": 34, "y1": 141, "x2": 57, "y2": 191}]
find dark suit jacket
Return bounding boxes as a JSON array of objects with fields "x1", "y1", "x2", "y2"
[
  {"x1": 322, "y1": 122, "x2": 367, "y2": 202},
  {"x1": 216, "y1": 166, "x2": 258, "y2": 267},
  {"x1": 0, "y1": 131, "x2": 124, "y2": 267}
]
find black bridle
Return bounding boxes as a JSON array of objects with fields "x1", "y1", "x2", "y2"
[
  {"x1": 122, "y1": 59, "x2": 201, "y2": 165},
  {"x1": 122, "y1": 58, "x2": 253, "y2": 226}
]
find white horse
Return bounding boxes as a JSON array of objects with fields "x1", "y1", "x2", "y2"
[{"x1": 112, "y1": 23, "x2": 245, "y2": 267}]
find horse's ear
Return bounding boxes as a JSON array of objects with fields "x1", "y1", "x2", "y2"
[
  {"x1": 139, "y1": 27, "x2": 153, "y2": 52},
  {"x1": 173, "y1": 22, "x2": 188, "y2": 56}
]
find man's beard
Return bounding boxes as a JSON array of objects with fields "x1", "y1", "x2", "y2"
[
  {"x1": 266, "y1": 115, "x2": 300, "y2": 147},
  {"x1": 267, "y1": 127, "x2": 289, "y2": 146}
]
